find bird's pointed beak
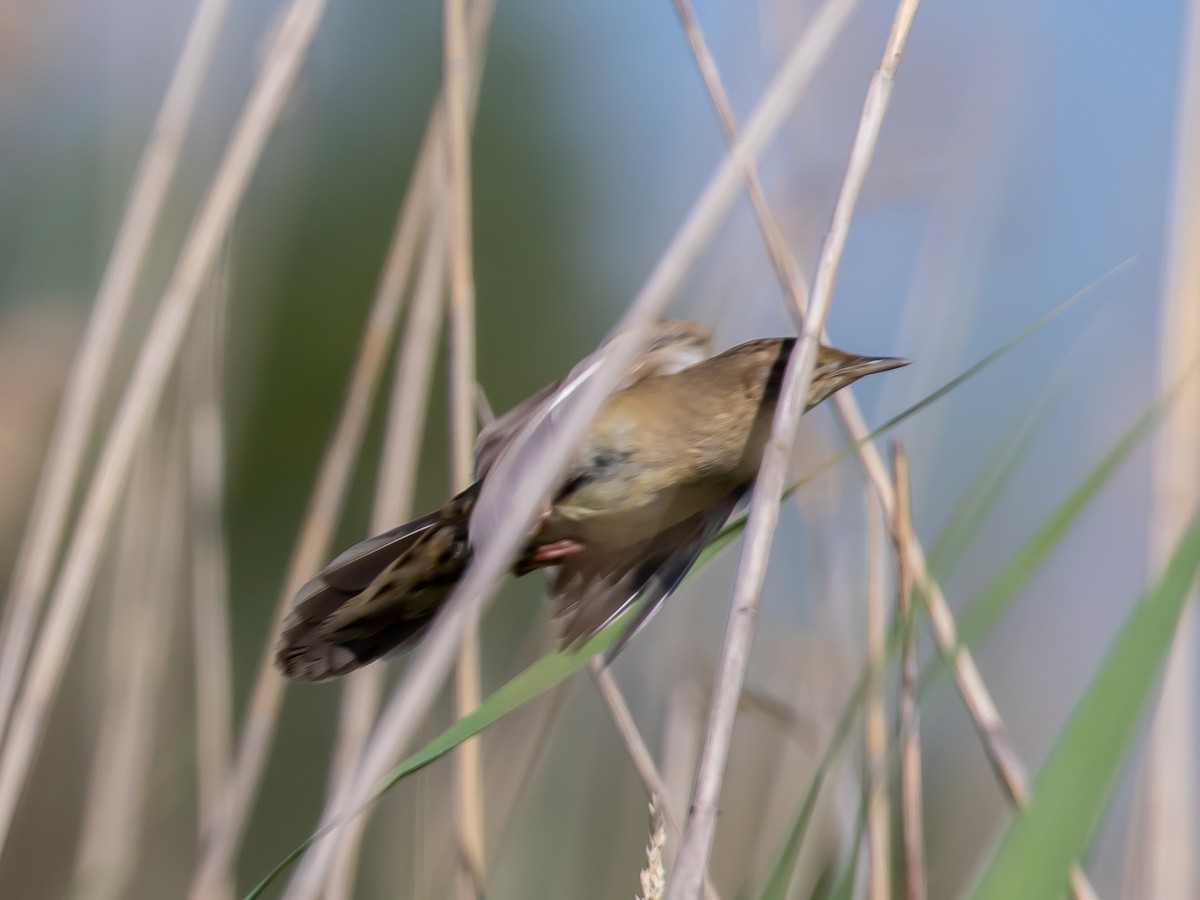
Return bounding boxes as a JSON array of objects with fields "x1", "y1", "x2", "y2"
[{"x1": 842, "y1": 355, "x2": 910, "y2": 378}]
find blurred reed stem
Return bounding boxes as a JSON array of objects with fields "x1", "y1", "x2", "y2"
[
  {"x1": 864, "y1": 491, "x2": 891, "y2": 900},
  {"x1": 71, "y1": 409, "x2": 185, "y2": 900},
  {"x1": 892, "y1": 444, "x2": 926, "y2": 900},
  {"x1": 0, "y1": 0, "x2": 324, "y2": 874},
  {"x1": 444, "y1": 0, "x2": 487, "y2": 894},
  {"x1": 1124, "y1": 0, "x2": 1200, "y2": 895},
  {"x1": 668, "y1": 2, "x2": 920, "y2": 895},
  {"x1": 186, "y1": 266, "x2": 234, "y2": 838},
  {"x1": 0, "y1": 0, "x2": 230, "y2": 749},
  {"x1": 288, "y1": 2, "x2": 860, "y2": 887}
]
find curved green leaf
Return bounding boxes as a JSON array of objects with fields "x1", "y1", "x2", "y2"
[{"x1": 968, "y1": 511, "x2": 1200, "y2": 900}]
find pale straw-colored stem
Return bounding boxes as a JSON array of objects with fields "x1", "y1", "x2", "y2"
[
  {"x1": 0, "y1": 0, "x2": 325, "y2": 870},
  {"x1": 444, "y1": 0, "x2": 486, "y2": 894},
  {"x1": 673, "y1": 3, "x2": 1095, "y2": 895},
  {"x1": 587, "y1": 661, "x2": 722, "y2": 900},
  {"x1": 71, "y1": 415, "x2": 185, "y2": 900},
  {"x1": 671, "y1": 0, "x2": 815, "y2": 304},
  {"x1": 321, "y1": 201, "x2": 452, "y2": 900},
  {"x1": 666, "y1": 5, "x2": 921, "y2": 896},
  {"x1": 287, "y1": 6, "x2": 858, "y2": 887},
  {"x1": 864, "y1": 493, "x2": 891, "y2": 900},
  {"x1": 193, "y1": 0, "x2": 498, "y2": 882},
  {"x1": 1124, "y1": 0, "x2": 1200, "y2": 895},
  {"x1": 892, "y1": 445, "x2": 926, "y2": 900},
  {"x1": 186, "y1": 277, "x2": 234, "y2": 836},
  {"x1": 0, "y1": 0, "x2": 230, "y2": 747}
]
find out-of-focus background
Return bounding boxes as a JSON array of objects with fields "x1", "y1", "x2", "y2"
[{"x1": 0, "y1": 0, "x2": 1192, "y2": 898}]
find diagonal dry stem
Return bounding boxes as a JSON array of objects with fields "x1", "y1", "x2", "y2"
[
  {"x1": 186, "y1": 269, "x2": 234, "y2": 837},
  {"x1": 587, "y1": 661, "x2": 722, "y2": 900},
  {"x1": 444, "y1": 0, "x2": 486, "y2": 894},
  {"x1": 891, "y1": 444, "x2": 926, "y2": 900},
  {"x1": 1124, "y1": 0, "x2": 1200, "y2": 896},
  {"x1": 666, "y1": 4, "x2": 921, "y2": 896},
  {"x1": 0, "y1": 0, "x2": 231, "y2": 749},
  {"x1": 193, "y1": 0, "x2": 500, "y2": 889},
  {"x1": 672, "y1": 4, "x2": 1098, "y2": 897},
  {"x1": 287, "y1": 5, "x2": 860, "y2": 887},
  {"x1": 864, "y1": 492, "x2": 891, "y2": 900},
  {"x1": 71, "y1": 408, "x2": 186, "y2": 900},
  {"x1": 320, "y1": 200, "x2": 453, "y2": 900},
  {"x1": 0, "y1": 0, "x2": 326, "y2": 869}
]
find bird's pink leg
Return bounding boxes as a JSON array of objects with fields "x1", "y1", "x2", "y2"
[{"x1": 528, "y1": 539, "x2": 585, "y2": 565}]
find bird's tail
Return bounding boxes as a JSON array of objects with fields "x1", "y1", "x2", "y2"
[{"x1": 275, "y1": 484, "x2": 478, "y2": 682}]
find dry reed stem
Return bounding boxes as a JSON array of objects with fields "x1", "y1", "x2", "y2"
[
  {"x1": 186, "y1": 278, "x2": 234, "y2": 836},
  {"x1": 444, "y1": 0, "x2": 486, "y2": 894},
  {"x1": 674, "y1": 2, "x2": 1096, "y2": 895},
  {"x1": 0, "y1": 0, "x2": 325, "y2": 869},
  {"x1": 874, "y1": 442, "x2": 1097, "y2": 900},
  {"x1": 667, "y1": 4, "x2": 920, "y2": 895},
  {"x1": 289, "y1": 5, "x2": 858, "y2": 886},
  {"x1": 864, "y1": 493, "x2": 891, "y2": 900},
  {"x1": 72, "y1": 406, "x2": 186, "y2": 900},
  {"x1": 281, "y1": 1, "x2": 496, "y2": 893},
  {"x1": 1124, "y1": 0, "x2": 1200, "y2": 894},
  {"x1": 660, "y1": 683, "x2": 705, "y2": 872},
  {"x1": 891, "y1": 444, "x2": 926, "y2": 900},
  {"x1": 587, "y1": 661, "x2": 722, "y2": 900},
  {"x1": 195, "y1": 0, "x2": 499, "y2": 884},
  {"x1": 0, "y1": 0, "x2": 230, "y2": 749},
  {"x1": 320, "y1": 200, "x2": 453, "y2": 900},
  {"x1": 671, "y1": 0, "x2": 815, "y2": 307}
]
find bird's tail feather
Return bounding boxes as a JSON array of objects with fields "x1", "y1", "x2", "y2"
[{"x1": 275, "y1": 484, "x2": 478, "y2": 682}]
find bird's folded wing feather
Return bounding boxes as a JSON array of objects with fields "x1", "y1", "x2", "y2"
[
  {"x1": 552, "y1": 489, "x2": 743, "y2": 657},
  {"x1": 470, "y1": 321, "x2": 714, "y2": 553}
]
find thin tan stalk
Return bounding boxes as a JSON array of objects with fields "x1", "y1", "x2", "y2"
[
  {"x1": 1123, "y1": 3, "x2": 1200, "y2": 897},
  {"x1": 667, "y1": 5, "x2": 920, "y2": 896},
  {"x1": 191, "y1": 1, "x2": 503, "y2": 887},
  {"x1": 673, "y1": 2, "x2": 1096, "y2": 895},
  {"x1": 660, "y1": 683, "x2": 704, "y2": 873},
  {"x1": 444, "y1": 0, "x2": 485, "y2": 894},
  {"x1": 864, "y1": 493, "x2": 890, "y2": 900},
  {"x1": 671, "y1": 0, "x2": 813, "y2": 307},
  {"x1": 1124, "y1": 0, "x2": 1200, "y2": 894},
  {"x1": 891, "y1": 445, "x2": 926, "y2": 900},
  {"x1": 186, "y1": 274, "x2": 234, "y2": 835},
  {"x1": 587, "y1": 662, "x2": 722, "y2": 900},
  {"x1": 289, "y1": 7, "x2": 859, "y2": 888},
  {"x1": 321, "y1": 200, "x2": 452, "y2": 900},
  {"x1": 283, "y1": 6, "x2": 496, "y2": 899},
  {"x1": 0, "y1": 0, "x2": 231, "y2": 747},
  {"x1": 73, "y1": 407, "x2": 186, "y2": 900},
  {"x1": 0, "y1": 0, "x2": 325, "y2": 868}
]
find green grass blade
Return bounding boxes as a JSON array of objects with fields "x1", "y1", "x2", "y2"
[
  {"x1": 250, "y1": 274, "x2": 1132, "y2": 899},
  {"x1": 244, "y1": 620, "x2": 628, "y2": 899},
  {"x1": 919, "y1": 391, "x2": 1171, "y2": 698},
  {"x1": 751, "y1": 651, "x2": 881, "y2": 900},
  {"x1": 718, "y1": 272, "x2": 1123, "y2": 552},
  {"x1": 927, "y1": 400, "x2": 1053, "y2": 580},
  {"x1": 967, "y1": 511, "x2": 1200, "y2": 900}
]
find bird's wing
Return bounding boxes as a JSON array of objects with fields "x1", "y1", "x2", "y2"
[
  {"x1": 551, "y1": 489, "x2": 743, "y2": 658},
  {"x1": 276, "y1": 486, "x2": 476, "y2": 682},
  {"x1": 470, "y1": 321, "x2": 714, "y2": 553},
  {"x1": 473, "y1": 379, "x2": 563, "y2": 480}
]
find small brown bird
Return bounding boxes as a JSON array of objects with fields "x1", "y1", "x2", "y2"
[{"x1": 276, "y1": 324, "x2": 907, "y2": 681}]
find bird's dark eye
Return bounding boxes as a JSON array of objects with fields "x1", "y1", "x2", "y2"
[{"x1": 592, "y1": 450, "x2": 627, "y2": 470}]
